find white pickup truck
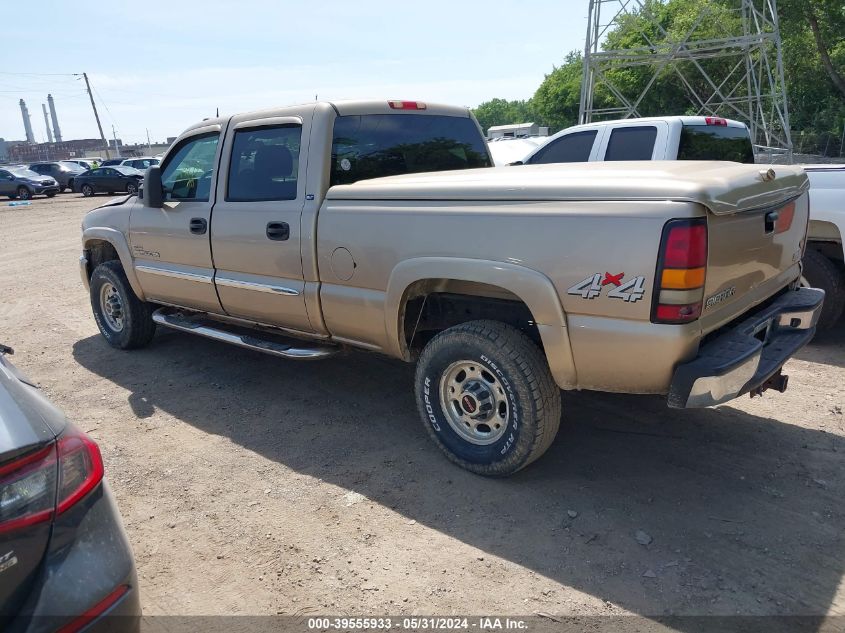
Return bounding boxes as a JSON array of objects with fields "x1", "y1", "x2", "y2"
[{"x1": 507, "y1": 116, "x2": 845, "y2": 329}]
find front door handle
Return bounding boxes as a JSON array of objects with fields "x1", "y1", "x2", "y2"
[
  {"x1": 266, "y1": 221, "x2": 290, "y2": 241},
  {"x1": 189, "y1": 218, "x2": 208, "y2": 235}
]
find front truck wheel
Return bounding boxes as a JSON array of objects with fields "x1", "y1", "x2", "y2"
[
  {"x1": 89, "y1": 260, "x2": 156, "y2": 349},
  {"x1": 415, "y1": 320, "x2": 561, "y2": 476},
  {"x1": 802, "y1": 248, "x2": 845, "y2": 330}
]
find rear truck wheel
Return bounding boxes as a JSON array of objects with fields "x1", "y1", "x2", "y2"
[
  {"x1": 126, "y1": 182, "x2": 138, "y2": 195},
  {"x1": 16, "y1": 186, "x2": 31, "y2": 200},
  {"x1": 414, "y1": 320, "x2": 561, "y2": 476},
  {"x1": 81, "y1": 184, "x2": 94, "y2": 197},
  {"x1": 89, "y1": 260, "x2": 155, "y2": 349},
  {"x1": 801, "y1": 248, "x2": 845, "y2": 330}
]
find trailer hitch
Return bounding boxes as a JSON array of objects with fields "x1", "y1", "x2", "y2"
[{"x1": 750, "y1": 370, "x2": 789, "y2": 398}]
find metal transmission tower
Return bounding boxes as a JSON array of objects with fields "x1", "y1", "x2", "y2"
[{"x1": 579, "y1": 0, "x2": 793, "y2": 158}]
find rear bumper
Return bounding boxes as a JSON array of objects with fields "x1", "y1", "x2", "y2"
[{"x1": 668, "y1": 287, "x2": 825, "y2": 408}]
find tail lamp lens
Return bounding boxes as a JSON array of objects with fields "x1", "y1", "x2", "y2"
[
  {"x1": 774, "y1": 200, "x2": 795, "y2": 234},
  {"x1": 652, "y1": 218, "x2": 708, "y2": 324},
  {"x1": 387, "y1": 100, "x2": 427, "y2": 110},
  {"x1": 0, "y1": 426, "x2": 104, "y2": 534},
  {"x1": 0, "y1": 445, "x2": 57, "y2": 535}
]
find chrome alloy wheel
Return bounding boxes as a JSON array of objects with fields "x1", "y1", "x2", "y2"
[
  {"x1": 439, "y1": 360, "x2": 510, "y2": 445},
  {"x1": 99, "y1": 282, "x2": 125, "y2": 332}
]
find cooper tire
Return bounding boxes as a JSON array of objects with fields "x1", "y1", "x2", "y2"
[
  {"x1": 126, "y1": 182, "x2": 138, "y2": 195},
  {"x1": 89, "y1": 260, "x2": 156, "y2": 349},
  {"x1": 802, "y1": 248, "x2": 844, "y2": 330},
  {"x1": 16, "y1": 186, "x2": 31, "y2": 200},
  {"x1": 414, "y1": 320, "x2": 561, "y2": 476},
  {"x1": 81, "y1": 184, "x2": 94, "y2": 197}
]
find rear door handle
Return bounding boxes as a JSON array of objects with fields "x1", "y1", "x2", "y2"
[
  {"x1": 189, "y1": 218, "x2": 208, "y2": 235},
  {"x1": 266, "y1": 221, "x2": 290, "y2": 241}
]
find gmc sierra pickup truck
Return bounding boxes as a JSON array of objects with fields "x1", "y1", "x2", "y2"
[
  {"x1": 514, "y1": 115, "x2": 844, "y2": 329},
  {"x1": 80, "y1": 100, "x2": 824, "y2": 476}
]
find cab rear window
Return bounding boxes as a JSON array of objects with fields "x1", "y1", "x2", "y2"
[
  {"x1": 331, "y1": 114, "x2": 491, "y2": 186},
  {"x1": 678, "y1": 124, "x2": 755, "y2": 163}
]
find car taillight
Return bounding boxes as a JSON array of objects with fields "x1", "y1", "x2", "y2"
[
  {"x1": 652, "y1": 218, "x2": 708, "y2": 324},
  {"x1": 705, "y1": 117, "x2": 728, "y2": 126},
  {"x1": 0, "y1": 426, "x2": 103, "y2": 534},
  {"x1": 56, "y1": 428, "x2": 104, "y2": 514},
  {"x1": 0, "y1": 444, "x2": 57, "y2": 534},
  {"x1": 387, "y1": 100, "x2": 427, "y2": 110}
]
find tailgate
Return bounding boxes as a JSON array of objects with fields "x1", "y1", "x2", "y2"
[{"x1": 700, "y1": 189, "x2": 809, "y2": 334}]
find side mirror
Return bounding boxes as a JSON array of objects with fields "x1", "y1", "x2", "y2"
[{"x1": 143, "y1": 165, "x2": 164, "y2": 208}]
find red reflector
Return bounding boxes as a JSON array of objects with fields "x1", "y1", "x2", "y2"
[
  {"x1": 57, "y1": 584, "x2": 130, "y2": 633},
  {"x1": 388, "y1": 100, "x2": 426, "y2": 110},
  {"x1": 663, "y1": 222, "x2": 708, "y2": 268},
  {"x1": 56, "y1": 427, "x2": 104, "y2": 515},
  {"x1": 775, "y1": 201, "x2": 795, "y2": 234},
  {"x1": 655, "y1": 302, "x2": 702, "y2": 322},
  {"x1": 705, "y1": 117, "x2": 728, "y2": 126}
]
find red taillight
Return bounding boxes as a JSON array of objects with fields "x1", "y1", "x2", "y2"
[
  {"x1": 387, "y1": 100, "x2": 426, "y2": 110},
  {"x1": 705, "y1": 117, "x2": 728, "y2": 126},
  {"x1": 0, "y1": 444, "x2": 57, "y2": 534},
  {"x1": 0, "y1": 426, "x2": 103, "y2": 534},
  {"x1": 57, "y1": 584, "x2": 129, "y2": 633},
  {"x1": 652, "y1": 218, "x2": 708, "y2": 324},
  {"x1": 663, "y1": 223, "x2": 708, "y2": 268},
  {"x1": 56, "y1": 429, "x2": 104, "y2": 515}
]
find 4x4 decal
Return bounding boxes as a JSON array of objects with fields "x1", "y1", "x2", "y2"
[{"x1": 567, "y1": 272, "x2": 646, "y2": 303}]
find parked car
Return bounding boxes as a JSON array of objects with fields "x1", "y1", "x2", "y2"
[
  {"x1": 28, "y1": 161, "x2": 85, "y2": 192},
  {"x1": 0, "y1": 166, "x2": 59, "y2": 199},
  {"x1": 74, "y1": 166, "x2": 144, "y2": 197},
  {"x1": 64, "y1": 158, "x2": 102, "y2": 171},
  {"x1": 99, "y1": 159, "x2": 125, "y2": 167},
  {"x1": 79, "y1": 99, "x2": 823, "y2": 476},
  {"x1": 119, "y1": 157, "x2": 160, "y2": 171},
  {"x1": 0, "y1": 345, "x2": 140, "y2": 631}
]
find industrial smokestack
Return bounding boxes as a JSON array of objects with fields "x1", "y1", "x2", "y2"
[
  {"x1": 47, "y1": 94, "x2": 62, "y2": 142},
  {"x1": 42, "y1": 104, "x2": 54, "y2": 143},
  {"x1": 19, "y1": 99, "x2": 35, "y2": 143}
]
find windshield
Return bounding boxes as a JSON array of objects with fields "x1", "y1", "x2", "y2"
[
  {"x1": 59, "y1": 161, "x2": 83, "y2": 171},
  {"x1": 677, "y1": 124, "x2": 755, "y2": 163},
  {"x1": 9, "y1": 167, "x2": 40, "y2": 178},
  {"x1": 331, "y1": 113, "x2": 491, "y2": 186}
]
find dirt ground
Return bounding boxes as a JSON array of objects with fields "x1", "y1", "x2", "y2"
[{"x1": 1, "y1": 195, "x2": 844, "y2": 625}]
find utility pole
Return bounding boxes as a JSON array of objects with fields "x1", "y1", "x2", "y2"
[
  {"x1": 80, "y1": 72, "x2": 111, "y2": 159},
  {"x1": 112, "y1": 125, "x2": 119, "y2": 156},
  {"x1": 146, "y1": 128, "x2": 152, "y2": 153}
]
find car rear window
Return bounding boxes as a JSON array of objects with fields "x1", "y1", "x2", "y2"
[
  {"x1": 604, "y1": 126, "x2": 658, "y2": 161},
  {"x1": 677, "y1": 124, "x2": 755, "y2": 163},
  {"x1": 331, "y1": 114, "x2": 491, "y2": 186}
]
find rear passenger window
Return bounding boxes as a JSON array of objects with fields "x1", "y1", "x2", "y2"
[
  {"x1": 227, "y1": 125, "x2": 301, "y2": 202},
  {"x1": 604, "y1": 126, "x2": 657, "y2": 161},
  {"x1": 527, "y1": 130, "x2": 597, "y2": 164}
]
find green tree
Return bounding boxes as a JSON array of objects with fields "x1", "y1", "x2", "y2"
[
  {"x1": 472, "y1": 98, "x2": 535, "y2": 136},
  {"x1": 530, "y1": 52, "x2": 583, "y2": 132}
]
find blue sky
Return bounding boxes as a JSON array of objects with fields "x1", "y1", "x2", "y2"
[{"x1": 1, "y1": 0, "x2": 588, "y2": 144}]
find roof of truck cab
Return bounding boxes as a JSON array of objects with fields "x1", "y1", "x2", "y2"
[
  {"x1": 561, "y1": 116, "x2": 747, "y2": 132},
  {"x1": 179, "y1": 100, "x2": 472, "y2": 135},
  {"x1": 326, "y1": 160, "x2": 807, "y2": 216}
]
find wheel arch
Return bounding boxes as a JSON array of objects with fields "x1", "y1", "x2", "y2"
[
  {"x1": 81, "y1": 227, "x2": 145, "y2": 300},
  {"x1": 385, "y1": 257, "x2": 577, "y2": 389}
]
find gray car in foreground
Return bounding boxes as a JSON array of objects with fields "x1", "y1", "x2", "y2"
[{"x1": 0, "y1": 346, "x2": 140, "y2": 632}]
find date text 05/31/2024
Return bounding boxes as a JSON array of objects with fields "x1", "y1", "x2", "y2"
[{"x1": 306, "y1": 617, "x2": 529, "y2": 630}]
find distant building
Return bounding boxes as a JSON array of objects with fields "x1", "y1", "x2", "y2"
[
  {"x1": 487, "y1": 122, "x2": 549, "y2": 140},
  {"x1": 8, "y1": 139, "x2": 107, "y2": 163},
  {"x1": 0, "y1": 138, "x2": 32, "y2": 163}
]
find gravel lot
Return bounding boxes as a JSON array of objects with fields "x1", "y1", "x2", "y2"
[{"x1": 1, "y1": 195, "x2": 844, "y2": 624}]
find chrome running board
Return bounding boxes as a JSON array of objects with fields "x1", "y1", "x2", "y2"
[{"x1": 152, "y1": 309, "x2": 337, "y2": 360}]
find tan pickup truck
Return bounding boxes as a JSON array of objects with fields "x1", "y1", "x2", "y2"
[{"x1": 79, "y1": 99, "x2": 824, "y2": 476}]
